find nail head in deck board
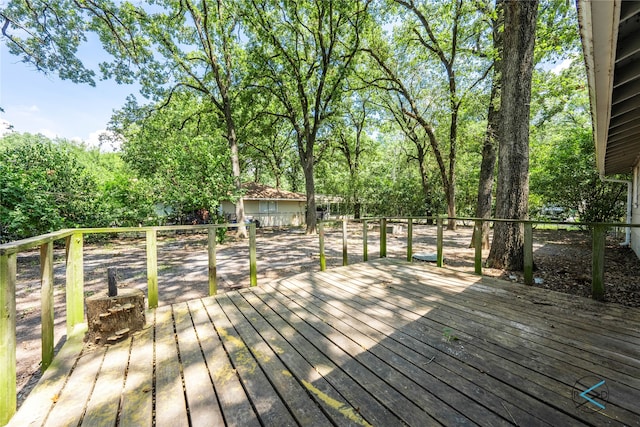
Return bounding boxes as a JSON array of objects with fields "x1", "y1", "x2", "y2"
[
  {"x1": 154, "y1": 306, "x2": 189, "y2": 427},
  {"x1": 187, "y1": 299, "x2": 260, "y2": 427},
  {"x1": 204, "y1": 299, "x2": 297, "y2": 426},
  {"x1": 82, "y1": 337, "x2": 132, "y2": 426},
  {"x1": 217, "y1": 294, "x2": 333, "y2": 426},
  {"x1": 226, "y1": 291, "x2": 377, "y2": 427},
  {"x1": 119, "y1": 321, "x2": 154, "y2": 427},
  {"x1": 172, "y1": 302, "x2": 225, "y2": 427}
]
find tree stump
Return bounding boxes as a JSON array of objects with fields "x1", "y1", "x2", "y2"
[{"x1": 85, "y1": 288, "x2": 145, "y2": 345}]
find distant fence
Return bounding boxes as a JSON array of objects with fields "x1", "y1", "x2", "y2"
[
  {"x1": 0, "y1": 223, "x2": 257, "y2": 425},
  {"x1": 318, "y1": 216, "x2": 640, "y2": 301}
]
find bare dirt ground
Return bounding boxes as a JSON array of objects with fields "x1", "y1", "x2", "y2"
[{"x1": 12, "y1": 223, "x2": 640, "y2": 407}]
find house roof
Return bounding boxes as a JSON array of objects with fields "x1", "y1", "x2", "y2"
[
  {"x1": 578, "y1": 0, "x2": 640, "y2": 175},
  {"x1": 241, "y1": 182, "x2": 306, "y2": 201}
]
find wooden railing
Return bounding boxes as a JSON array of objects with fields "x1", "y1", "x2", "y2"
[
  {"x1": 318, "y1": 216, "x2": 640, "y2": 302},
  {"x1": 0, "y1": 223, "x2": 256, "y2": 425}
]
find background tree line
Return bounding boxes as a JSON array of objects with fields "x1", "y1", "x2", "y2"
[{"x1": 0, "y1": 0, "x2": 628, "y2": 268}]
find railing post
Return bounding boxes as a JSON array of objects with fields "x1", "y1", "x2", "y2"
[
  {"x1": 146, "y1": 229, "x2": 158, "y2": 308},
  {"x1": 319, "y1": 222, "x2": 326, "y2": 271},
  {"x1": 380, "y1": 218, "x2": 387, "y2": 258},
  {"x1": 474, "y1": 220, "x2": 482, "y2": 275},
  {"x1": 65, "y1": 232, "x2": 84, "y2": 336},
  {"x1": 0, "y1": 252, "x2": 17, "y2": 425},
  {"x1": 407, "y1": 218, "x2": 413, "y2": 262},
  {"x1": 249, "y1": 222, "x2": 257, "y2": 287},
  {"x1": 524, "y1": 222, "x2": 534, "y2": 285},
  {"x1": 208, "y1": 227, "x2": 217, "y2": 296},
  {"x1": 592, "y1": 224, "x2": 606, "y2": 301},
  {"x1": 437, "y1": 217, "x2": 444, "y2": 267},
  {"x1": 40, "y1": 242, "x2": 54, "y2": 371},
  {"x1": 362, "y1": 220, "x2": 368, "y2": 262},
  {"x1": 342, "y1": 219, "x2": 348, "y2": 266}
]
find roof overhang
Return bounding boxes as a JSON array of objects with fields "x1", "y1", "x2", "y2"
[{"x1": 578, "y1": 0, "x2": 640, "y2": 175}]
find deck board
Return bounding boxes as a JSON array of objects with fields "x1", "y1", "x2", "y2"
[{"x1": 8, "y1": 259, "x2": 640, "y2": 426}]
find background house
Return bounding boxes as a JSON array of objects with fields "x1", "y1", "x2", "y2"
[
  {"x1": 578, "y1": 0, "x2": 640, "y2": 256},
  {"x1": 221, "y1": 182, "x2": 306, "y2": 227}
]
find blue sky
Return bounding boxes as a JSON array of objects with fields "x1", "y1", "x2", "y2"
[{"x1": 0, "y1": 41, "x2": 139, "y2": 149}]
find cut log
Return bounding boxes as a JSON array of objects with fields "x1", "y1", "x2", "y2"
[{"x1": 85, "y1": 288, "x2": 145, "y2": 345}]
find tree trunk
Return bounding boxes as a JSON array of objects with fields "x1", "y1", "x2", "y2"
[
  {"x1": 300, "y1": 140, "x2": 317, "y2": 234},
  {"x1": 487, "y1": 0, "x2": 538, "y2": 270},
  {"x1": 472, "y1": 2, "x2": 502, "y2": 250},
  {"x1": 224, "y1": 102, "x2": 247, "y2": 239}
]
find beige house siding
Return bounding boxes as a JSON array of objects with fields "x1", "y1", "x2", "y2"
[
  {"x1": 221, "y1": 182, "x2": 307, "y2": 227},
  {"x1": 632, "y1": 164, "x2": 640, "y2": 258},
  {"x1": 221, "y1": 200, "x2": 306, "y2": 227}
]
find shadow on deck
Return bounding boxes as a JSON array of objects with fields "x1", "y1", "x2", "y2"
[{"x1": 8, "y1": 259, "x2": 640, "y2": 426}]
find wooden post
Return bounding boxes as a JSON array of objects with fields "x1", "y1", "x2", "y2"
[
  {"x1": 40, "y1": 242, "x2": 54, "y2": 371},
  {"x1": 437, "y1": 217, "x2": 444, "y2": 267},
  {"x1": 319, "y1": 222, "x2": 326, "y2": 271},
  {"x1": 592, "y1": 224, "x2": 606, "y2": 301},
  {"x1": 362, "y1": 220, "x2": 368, "y2": 262},
  {"x1": 146, "y1": 229, "x2": 158, "y2": 309},
  {"x1": 65, "y1": 232, "x2": 84, "y2": 337},
  {"x1": 0, "y1": 252, "x2": 17, "y2": 426},
  {"x1": 407, "y1": 218, "x2": 413, "y2": 262},
  {"x1": 342, "y1": 219, "x2": 348, "y2": 266},
  {"x1": 208, "y1": 227, "x2": 217, "y2": 296},
  {"x1": 249, "y1": 222, "x2": 257, "y2": 287},
  {"x1": 380, "y1": 218, "x2": 387, "y2": 258},
  {"x1": 474, "y1": 220, "x2": 482, "y2": 275},
  {"x1": 524, "y1": 222, "x2": 534, "y2": 285}
]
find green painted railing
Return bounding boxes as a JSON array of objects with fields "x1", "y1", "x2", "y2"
[
  {"x1": 318, "y1": 216, "x2": 640, "y2": 304},
  {"x1": 0, "y1": 223, "x2": 256, "y2": 426}
]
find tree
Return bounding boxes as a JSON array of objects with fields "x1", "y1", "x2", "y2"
[
  {"x1": 2, "y1": 0, "x2": 250, "y2": 236},
  {"x1": 364, "y1": 0, "x2": 493, "y2": 229},
  {"x1": 243, "y1": 0, "x2": 371, "y2": 233},
  {"x1": 0, "y1": 134, "x2": 101, "y2": 241},
  {"x1": 486, "y1": 0, "x2": 539, "y2": 270}
]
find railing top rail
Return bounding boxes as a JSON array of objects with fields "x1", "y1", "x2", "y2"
[
  {"x1": 0, "y1": 223, "x2": 244, "y2": 255},
  {"x1": 347, "y1": 216, "x2": 640, "y2": 228}
]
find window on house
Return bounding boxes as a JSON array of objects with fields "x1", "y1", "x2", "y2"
[{"x1": 259, "y1": 201, "x2": 277, "y2": 213}]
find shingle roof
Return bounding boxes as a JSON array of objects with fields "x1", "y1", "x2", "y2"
[{"x1": 241, "y1": 182, "x2": 306, "y2": 201}]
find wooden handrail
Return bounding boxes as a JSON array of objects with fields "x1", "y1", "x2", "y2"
[
  {"x1": 318, "y1": 215, "x2": 637, "y2": 303},
  {"x1": 0, "y1": 223, "x2": 257, "y2": 425}
]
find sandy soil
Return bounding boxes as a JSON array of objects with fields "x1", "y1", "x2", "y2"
[{"x1": 12, "y1": 223, "x2": 640, "y2": 407}]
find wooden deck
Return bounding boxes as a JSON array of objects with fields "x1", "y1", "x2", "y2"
[{"x1": 8, "y1": 259, "x2": 640, "y2": 426}]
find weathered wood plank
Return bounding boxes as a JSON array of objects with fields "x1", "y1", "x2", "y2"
[
  {"x1": 203, "y1": 297, "x2": 297, "y2": 426},
  {"x1": 252, "y1": 287, "x2": 439, "y2": 426},
  {"x1": 187, "y1": 299, "x2": 260, "y2": 427},
  {"x1": 82, "y1": 338, "x2": 131, "y2": 426},
  {"x1": 65, "y1": 232, "x2": 84, "y2": 336},
  {"x1": 228, "y1": 291, "x2": 379, "y2": 427},
  {"x1": 146, "y1": 230, "x2": 158, "y2": 309},
  {"x1": 267, "y1": 277, "x2": 538, "y2": 426},
  {"x1": 40, "y1": 242, "x2": 54, "y2": 371},
  {"x1": 7, "y1": 333, "x2": 85, "y2": 427},
  {"x1": 173, "y1": 302, "x2": 224, "y2": 427},
  {"x1": 154, "y1": 306, "x2": 188, "y2": 427},
  {"x1": 238, "y1": 290, "x2": 405, "y2": 426},
  {"x1": 0, "y1": 252, "x2": 17, "y2": 426},
  {"x1": 119, "y1": 314, "x2": 154, "y2": 427},
  {"x1": 217, "y1": 294, "x2": 332, "y2": 426},
  {"x1": 316, "y1": 264, "x2": 640, "y2": 424},
  {"x1": 43, "y1": 347, "x2": 106, "y2": 427}
]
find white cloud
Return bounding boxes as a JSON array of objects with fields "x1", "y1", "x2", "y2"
[
  {"x1": 0, "y1": 119, "x2": 14, "y2": 136},
  {"x1": 551, "y1": 58, "x2": 572, "y2": 74},
  {"x1": 87, "y1": 129, "x2": 123, "y2": 152},
  {"x1": 38, "y1": 128, "x2": 59, "y2": 139}
]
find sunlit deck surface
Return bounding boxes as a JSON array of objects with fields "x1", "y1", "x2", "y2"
[{"x1": 9, "y1": 259, "x2": 640, "y2": 426}]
